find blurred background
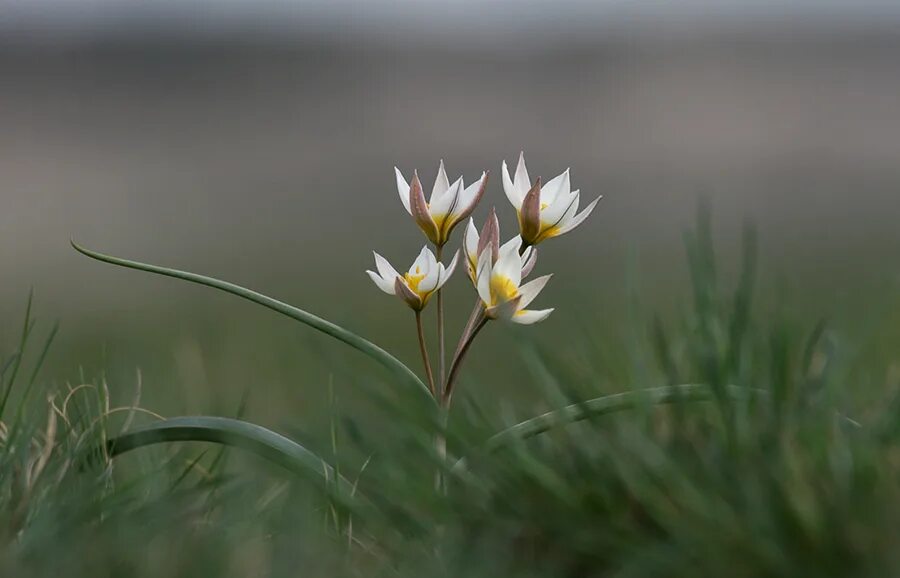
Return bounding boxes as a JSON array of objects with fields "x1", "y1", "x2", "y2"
[{"x1": 2, "y1": 0, "x2": 900, "y2": 421}]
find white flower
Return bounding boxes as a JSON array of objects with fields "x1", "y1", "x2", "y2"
[
  {"x1": 463, "y1": 211, "x2": 536, "y2": 285},
  {"x1": 475, "y1": 237, "x2": 553, "y2": 325},
  {"x1": 367, "y1": 246, "x2": 458, "y2": 311},
  {"x1": 396, "y1": 160, "x2": 488, "y2": 247},
  {"x1": 502, "y1": 152, "x2": 601, "y2": 245}
]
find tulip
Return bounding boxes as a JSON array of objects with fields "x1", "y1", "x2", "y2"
[
  {"x1": 502, "y1": 152, "x2": 601, "y2": 246},
  {"x1": 474, "y1": 237, "x2": 553, "y2": 325},
  {"x1": 367, "y1": 246, "x2": 458, "y2": 311},
  {"x1": 463, "y1": 210, "x2": 536, "y2": 285},
  {"x1": 396, "y1": 161, "x2": 488, "y2": 247}
]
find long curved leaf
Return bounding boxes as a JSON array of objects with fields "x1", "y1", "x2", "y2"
[
  {"x1": 452, "y1": 384, "x2": 759, "y2": 472},
  {"x1": 103, "y1": 416, "x2": 360, "y2": 505},
  {"x1": 71, "y1": 241, "x2": 431, "y2": 399}
]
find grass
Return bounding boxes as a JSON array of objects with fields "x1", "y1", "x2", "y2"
[{"x1": 1, "y1": 211, "x2": 900, "y2": 577}]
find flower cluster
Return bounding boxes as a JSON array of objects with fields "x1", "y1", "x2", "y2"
[{"x1": 367, "y1": 153, "x2": 601, "y2": 402}]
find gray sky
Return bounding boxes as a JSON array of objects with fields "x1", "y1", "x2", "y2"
[{"x1": 4, "y1": 0, "x2": 900, "y2": 45}]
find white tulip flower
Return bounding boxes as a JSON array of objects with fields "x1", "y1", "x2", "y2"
[
  {"x1": 502, "y1": 152, "x2": 601, "y2": 246},
  {"x1": 462, "y1": 210, "x2": 536, "y2": 285},
  {"x1": 395, "y1": 160, "x2": 488, "y2": 247},
  {"x1": 367, "y1": 246, "x2": 458, "y2": 311},
  {"x1": 474, "y1": 237, "x2": 553, "y2": 325}
]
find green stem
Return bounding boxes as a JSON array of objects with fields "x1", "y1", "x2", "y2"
[
  {"x1": 435, "y1": 244, "x2": 446, "y2": 396},
  {"x1": 443, "y1": 315, "x2": 488, "y2": 407},
  {"x1": 415, "y1": 311, "x2": 437, "y2": 397}
]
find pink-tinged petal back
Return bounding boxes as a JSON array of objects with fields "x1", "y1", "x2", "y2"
[
  {"x1": 519, "y1": 177, "x2": 542, "y2": 245},
  {"x1": 410, "y1": 172, "x2": 440, "y2": 244},
  {"x1": 394, "y1": 277, "x2": 424, "y2": 310},
  {"x1": 477, "y1": 207, "x2": 501, "y2": 264}
]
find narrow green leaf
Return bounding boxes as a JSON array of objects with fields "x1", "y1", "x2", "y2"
[
  {"x1": 71, "y1": 241, "x2": 431, "y2": 400},
  {"x1": 452, "y1": 384, "x2": 762, "y2": 473},
  {"x1": 101, "y1": 416, "x2": 362, "y2": 510}
]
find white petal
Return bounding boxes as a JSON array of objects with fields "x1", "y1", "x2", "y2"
[
  {"x1": 521, "y1": 246, "x2": 537, "y2": 278},
  {"x1": 464, "y1": 218, "x2": 479, "y2": 262},
  {"x1": 541, "y1": 189, "x2": 578, "y2": 226},
  {"x1": 418, "y1": 261, "x2": 441, "y2": 293},
  {"x1": 431, "y1": 159, "x2": 450, "y2": 203},
  {"x1": 555, "y1": 196, "x2": 602, "y2": 236},
  {"x1": 502, "y1": 159, "x2": 521, "y2": 209},
  {"x1": 373, "y1": 251, "x2": 400, "y2": 281},
  {"x1": 366, "y1": 270, "x2": 396, "y2": 295},
  {"x1": 540, "y1": 169, "x2": 569, "y2": 206},
  {"x1": 499, "y1": 235, "x2": 522, "y2": 255},
  {"x1": 513, "y1": 151, "x2": 531, "y2": 199},
  {"x1": 511, "y1": 308, "x2": 554, "y2": 325},
  {"x1": 395, "y1": 167, "x2": 411, "y2": 214},
  {"x1": 517, "y1": 274, "x2": 552, "y2": 309},
  {"x1": 493, "y1": 240, "x2": 523, "y2": 288},
  {"x1": 430, "y1": 177, "x2": 462, "y2": 219},
  {"x1": 410, "y1": 246, "x2": 432, "y2": 275},
  {"x1": 475, "y1": 248, "x2": 493, "y2": 305},
  {"x1": 455, "y1": 172, "x2": 486, "y2": 216},
  {"x1": 436, "y1": 250, "x2": 459, "y2": 290}
]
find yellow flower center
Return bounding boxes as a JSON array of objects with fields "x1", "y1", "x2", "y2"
[
  {"x1": 404, "y1": 266, "x2": 426, "y2": 295},
  {"x1": 489, "y1": 274, "x2": 519, "y2": 306},
  {"x1": 540, "y1": 202, "x2": 549, "y2": 210}
]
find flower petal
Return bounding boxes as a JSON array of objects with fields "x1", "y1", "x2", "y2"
[
  {"x1": 502, "y1": 159, "x2": 521, "y2": 209},
  {"x1": 555, "y1": 195, "x2": 602, "y2": 237},
  {"x1": 455, "y1": 171, "x2": 488, "y2": 219},
  {"x1": 410, "y1": 245, "x2": 434, "y2": 274},
  {"x1": 540, "y1": 168, "x2": 569, "y2": 205},
  {"x1": 493, "y1": 239, "x2": 523, "y2": 288},
  {"x1": 517, "y1": 274, "x2": 551, "y2": 309},
  {"x1": 394, "y1": 277, "x2": 423, "y2": 310},
  {"x1": 513, "y1": 151, "x2": 531, "y2": 199},
  {"x1": 373, "y1": 251, "x2": 400, "y2": 281},
  {"x1": 541, "y1": 189, "x2": 579, "y2": 228},
  {"x1": 487, "y1": 295, "x2": 522, "y2": 321},
  {"x1": 431, "y1": 159, "x2": 450, "y2": 204},
  {"x1": 519, "y1": 177, "x2": 542, "y2": 245},
  {"x1": 395, "y1": 167, "x2": 411, "y2": 214},
  {"x1": 521, "y1": 246, "x2": 537, "y2": 278},
  {"x1": 430, "y1": 177, "x2": 462, "y2": 223},
  {"x1": 366, "y1": 270, "x2": 396, "y2": 295},
  {"x1": 464, "y1": 218, "x2": 479, "y2": 262},
  {"x1": 475, "y1": 248, "x2": 493, "y2": 305},
  {"x1": 418, "y1": 261, "x2": 441, "y2": 294},
  {"x1": 477, "y1": 207, "x2": 501, "y2": 263},
  {"x1": 436, "y1": 250, "x2": 460, "y2": 290},
  {"x1": 410, "y1": 172, "x2": 440, "y2": 243},
  {"x1": 511, "y1": 308, "x2": 553, "y2": 325}
]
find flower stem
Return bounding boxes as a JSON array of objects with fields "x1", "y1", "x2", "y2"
[
  {"x1": 443, "y1": 313, "x2": 488, "y2": 407},
  {"x1": 435, "y1": 244, "x2": 446, "y2": 397},
  {"x1": 415, "y1": 311, "x2": 437, "y2": 397}
]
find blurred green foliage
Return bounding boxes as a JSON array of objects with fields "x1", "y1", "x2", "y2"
[{"x1": 1, "y1": 211, "x2": 900, "y2": 577}]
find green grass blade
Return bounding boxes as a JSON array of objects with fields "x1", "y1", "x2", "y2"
[
  {"x1": 71, "y1": 241, "x2": 431, "y2": 400},
  {"x1": 102, "y1": 416, "x2": 361, "y2": 508},
  {"x1": 452, "y1": 384, "x2": 761, "y2": 473}
]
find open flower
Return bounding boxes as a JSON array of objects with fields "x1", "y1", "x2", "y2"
[
  {"x1": 396, "y1": 161, "x2": 488, "y2": 247},
  {"x1": 475, "y1": 237, "x2": 553, "y2": 324},
  {"x1": 367, "y1": 246, "x2": 458, "y2": 311},
  {"x1": 502, "y1": 152, "x2": 601, "y2": 246},
  {"x1": 463, "y1": 209, "x2": 536, "y2": 284}
]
